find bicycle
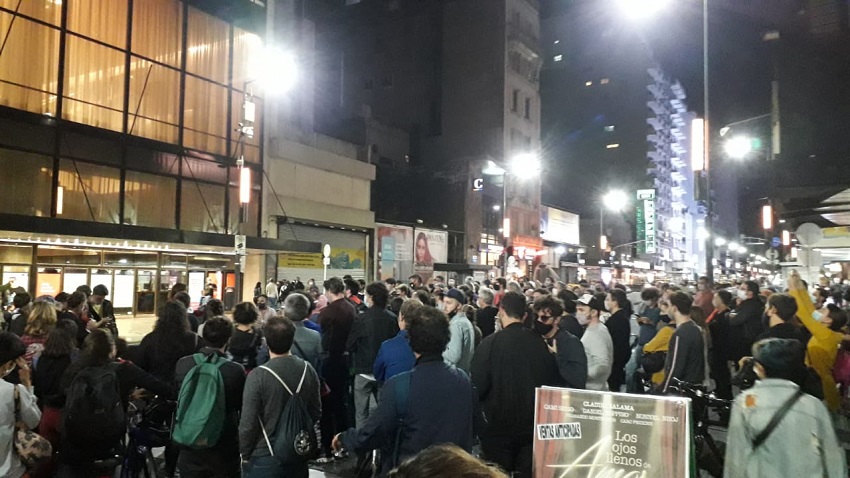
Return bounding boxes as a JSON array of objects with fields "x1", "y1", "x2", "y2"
[
  {"x1": 667, "y1": 377, "x2": 731, "y2": 478},
  {"x1": 121, "y1": 397, "x2": 176, "y2": 478}
]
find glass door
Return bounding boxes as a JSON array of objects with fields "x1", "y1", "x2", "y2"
[
  {"x1": 136, "y1": 270, "x2": 156, "y2": 314},
  {"x1": 113, "y1": 269, "x2": 135, "y2": 316}
]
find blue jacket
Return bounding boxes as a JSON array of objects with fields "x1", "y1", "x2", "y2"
[
  {"x1": 373, "y1": 330, "x2": 416, "y2": 383},
  {"x1": 340, "y1": 355, "x2": 484, "y2": 476}
]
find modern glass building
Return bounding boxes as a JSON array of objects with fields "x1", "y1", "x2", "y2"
[{"x1": 0, "y1": 0, "x2": 317, "y2": 314}]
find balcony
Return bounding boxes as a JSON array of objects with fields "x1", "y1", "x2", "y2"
[
  {"x1": 507, "y1": 22, "x2": 540, "y2": 57},
  {"x1": 671, "y1": 127, "x2": 685, "y2": 141}
]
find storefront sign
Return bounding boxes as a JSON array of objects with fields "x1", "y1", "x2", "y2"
[
  {"x1": 636, "y1": 189, "x2": 657, "y2": 255},
  {"x1": 541, "y1": 207, "x2": 580, "y2": 245},
  {"x1": 533, "y1": 387, "x2": 692, "y2": 478}
]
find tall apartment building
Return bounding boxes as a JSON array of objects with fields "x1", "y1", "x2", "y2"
[{"x1": 310, "y1": 0, "x2": 544, "y2": 275}]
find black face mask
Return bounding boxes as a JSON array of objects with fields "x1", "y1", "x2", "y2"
[
  {"x1": 533, "y1": 321, "x2": 555, "y2": 336},
  {"x1": 258, "y1": 303, "x2": 267, "y2": 310}
]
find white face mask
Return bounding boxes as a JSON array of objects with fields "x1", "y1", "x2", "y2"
[
  {"x1": 812, "y1": 310, "x2": 824, "y2": 322},
  {"x1": 576, "y1": 311, "x2": 591, "y2": 325},
  {"x1": 737, "y1": 290, "x2": 748, "y2": 300}
]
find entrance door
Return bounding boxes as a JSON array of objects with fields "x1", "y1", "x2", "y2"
[{"x1": 136, "y1": 270, "x2": 156, "y2": 314}]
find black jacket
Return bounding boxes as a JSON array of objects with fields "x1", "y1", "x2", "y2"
[
  {"x1": 560, "y1": 314, "x2": 584, "y2": 339},
  {"x1": 347, "y1": 306, "x2": 399, "y2": 374},
  {"x1": 137, "y1": 331, "x2": 203, "y2": 383},
  {"x1": 318, "y1": 298, "x2": 356, "y2": 357},
  {"x1": 471, "y1": 322, "x2": 562, "y2": 438},
  {"x1": 476, "y1": 306, "x2": 498, "y2": 338},
  {"x1": 548, "y1": 328, "x2": 587, "y2": 389},
  {"x1": 708, "y1": 308, "x2": 732, "y2": 363},
  {"x1": 90, "y1": 299, "x2": 118, "y2": 337},
  {"x1": 340, "y1": 355, "x2": 483, "y2": 476},
  {"x1": 606, "y1": 309, "x2": 632, "y2": 391},
  {"x1": 729, "y1": 297, "x2": 766, "y2": 361}
]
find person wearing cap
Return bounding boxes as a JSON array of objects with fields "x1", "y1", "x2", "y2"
[
  {"x1": 442, "y1": 288, "x2": 476, "y2": 373},
  {"x1": 575, "y1": 294, "x2": 613, "y2": 391},
  {"x1": 724, "y1": 338, "x2": 846, "y2": 478},
  {"x1": 471, "y1": 291, "x2": 561, "y2": 478},
  {"x1": 0, "y1": 332, "x2": 42, "y2": 478},
  {"x1": 89, "y1": 284, "x2": 118, "y2": 338}
]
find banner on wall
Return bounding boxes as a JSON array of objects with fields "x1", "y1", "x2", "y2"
[
  {"x1": 376, "y1": 224, "x2": 414, "y2": 281},
  {"x1": 533, "y1": 387, "x2": 692, "y2": 478},
  {"x1": 413, "y1": 228, "x2": 448, "y2": 283},
  {"x1": 278, "y1": 247, "x2": 368, "y2": 280}
]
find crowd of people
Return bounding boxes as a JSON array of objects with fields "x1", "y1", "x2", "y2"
[{"x1": 0, "y1": 270, "x2": 848, "y2": 477}]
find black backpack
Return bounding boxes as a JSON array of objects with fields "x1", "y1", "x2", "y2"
[
  {"x1": 257, "y1": 362, "x2": 319, "y2": 464},
  {"x1": 62, "y1": 363, "x2": 126, "y2": 458}
]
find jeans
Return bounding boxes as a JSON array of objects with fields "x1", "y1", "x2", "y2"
[
  {"x1": 320, "y1": 356, "x2": 351, "y2": 454},
  {"x1": 353, "y1": 374, "x2": 378, "y2": 428},
  {"x1": 242, "y1": 455, "x2": 307, "y2": 478}
]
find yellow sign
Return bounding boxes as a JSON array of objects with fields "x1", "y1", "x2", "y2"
[
  {"x1": 278, "y1": 253, "x2": 323, "y2": 269},
  {"x1": 278, "y1": 248, "x2": 366, "y2": 270}
]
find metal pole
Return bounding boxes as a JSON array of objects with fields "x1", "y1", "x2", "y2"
[
  {"x1": 599, "y1": 207, "x2": 604, "y2": 249},
  {"x1": 702, "y1": 0, "x2": 714, "y2": 283},
  {"x1": 502, "y1": 173, "x2": 508, "y2": 276}
]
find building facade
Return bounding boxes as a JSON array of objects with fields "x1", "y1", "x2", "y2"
[{"x1": 0, "y1": 0, "x2": 373, "y2": 314}]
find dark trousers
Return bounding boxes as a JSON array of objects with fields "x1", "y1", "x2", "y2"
[
  {"x1": 320, "y1": 356, "x2": 351, "y2": 453},
  {"x1": 481, "y1": 433, "x2": 533, "y2": 478},
  {"x1": 177, "y1": 444, "x2": 240, "y2": 478},
  {"x1": 710, "y1": 356, "x2": 733, "y2": 400},
  {"x1": 242, "y1": 455, "x2": 307, "y2": 478}
]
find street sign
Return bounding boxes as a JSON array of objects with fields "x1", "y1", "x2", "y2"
[
  {"x1": 771, "y1": 236, "x2": 781, "y2": 248},
  {"x1": 472, "y1": 178, "x2": 484, "y2": 191},
  {"x1": 796, "y1": 223, "x2": 823, "y2": 246},
  {"x1": 235, "y1": 235, "x2": 247, "y2": 256},
  {"x1": 765, "y1": 249, "x2": 779, "y2": 263}
]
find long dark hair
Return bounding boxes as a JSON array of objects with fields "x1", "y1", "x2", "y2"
[
  {"x1": 78, "y1": 329, "x2": 115, "y2": 368},
  {"x1": 42, "y1": 319, "x2": 77, "y2": 358},
  {"x1": 149, "y1": 301, "x2": 194, "y2": 368}
]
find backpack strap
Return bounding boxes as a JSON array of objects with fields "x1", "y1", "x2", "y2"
[
  {"x1": 258, "y1": 365, "x2": 294, "y2": 396},
  {"x1": 752, "y1": 388, "x2": 805, "y2": 449},
  {"x1": 295, "y1": 361, "x2": 308, "y2": 394}
]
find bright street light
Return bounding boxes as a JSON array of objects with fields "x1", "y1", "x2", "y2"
[
  {"x1": 738, "y1": 246, "x2": 748, "y2": 254},
  {"x1": 728, "y1": 242, "x2": 740, "y2": 251},
  {"x1": 618, "y1": 0, "x2": 672, "y2": 19},
  {"x1": 714, "y1": 237, "x2": 726, "y2": 247},
  {"x1": 603, "y1": 190, "x2": 629, "y2": 212},
  {"x1": 510, "y1": 152, "x2": 542, "y2": 179},
  {"x1": 249, "y1": 46, "x2": 298, "y2": 95},
  {"x1": 724, "y1": 136, "x2": 753, "y2": 159}
]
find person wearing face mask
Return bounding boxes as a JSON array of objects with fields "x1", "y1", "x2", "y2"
[
  {"x1": 253, "y1": 294, "x2": 276, "y2": 325},
  {"x1": 0, "y1": 332, "x2": 41, "y2": 478},
  {"x1": 604, "y1": 289, "x2": 632, "y2": 392},
  {"x1": 532, "y1": 295, "x2": 587, "y2": 389},
  {"x1": 707, "y1": 290, "x2": 735, "y2": 400},
  {"x1": 728, "y1": 281, "x2": 766, "y2": 365},
  {"x1": 347, "y1": 282, "x2": 399, "y2": 428},
  {"x1": 441, "y1": 289, "x2": 476, "y2": 373},
  {"x1": 788, "y1": 272, "x2": 849, "y2": 413},
  {"x1": 471, "y1": 292, "x2": 561, "y2": 478},
  {"x1": 574, "y1": 294, "x2": 613, "y2": 391},
  {"x1": 693, "y1": 276, "x2": 715, "y2": 317}
]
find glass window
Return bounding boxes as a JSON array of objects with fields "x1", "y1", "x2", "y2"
[
  {"x1": 126, "y1": 146, "x2": 180, "y2": 175},
  {"x1": 132, "y1": 0, "x2": 183, "y2": 67},
  {"x1": 128, "y1": 57, "x2": 180, "y2": 143},
  {"x1": 0, "y1": 0, "x2": 61, "y2": 25},
  {"x1": 0, "y1": 148, "x2": 53, "y2": 217},
  {"x1": 186, "y1": 6, "x2": 230, "y2": 84},
  {"x1": 182, "y1": 155, "x2": 227, "y2": 184},
  {"x1": 232, "y1": 28, "x2": 263, "y2": 92},
  {"x1": 68, "y1": 0, "x2": 128, "y2": 48},
  {"x1": 183, "y1": 76, "x2": 228, "y2": 154},
  {"x1": 0, "y1": 14, "x2": 59, "y2": 115},
  {"x1": 124, "y1": 170, "x2": 177, "y2": 228},
  {"x1": 57, "y1": 159, "x2": 121, "y2": 223},
  {"x1": 64, "y1": 36, "x2": 125, "y2": 132},
  {"x1": 181, "y1": 180, "x2": 225, "y2": 233}
]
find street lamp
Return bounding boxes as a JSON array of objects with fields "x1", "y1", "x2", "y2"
[
  {"x1": 724, "y1": 136, "x2": 754, "y2": 159},
  {"x1": 600, "y1": 190, "x2": 629, "y2": 251},
  {"x1": 618, "y1": 0, "x2": 672, "y2": 19},
  {"x1": 500, "y1": 152, "x2": 542, "y2": 275}
]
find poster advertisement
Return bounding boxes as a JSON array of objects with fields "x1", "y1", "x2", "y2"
[
  {"x1": 413, "y1": 228, "x2": 448, "y2": 284},
  {"x1": 278, "y1": 247, "x2": 368, "y2": 281},
  {"x1": 533, "y1": 388, "x2": 692, "y2": 478},
  {"x1": 376, "y1": 224, "x2": 414, "y2": 281},
  {"x1": 541, "y1": 207, "x2": 580, "y2": 245}
]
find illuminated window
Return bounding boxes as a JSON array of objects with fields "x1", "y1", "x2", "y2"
[
  {"x1": 233, "y1": 28, "x2": 264, "y2": 92},
  {"x1": 183, "y1": 76, "x2": 228, "y2": 154},
  {"x1": 606, "y1": 143, "x2": 620, "y2": 149},
  {"x1": 604, "y1": 125, "x2": 615, "y2": 132},
  {"x1": 68, "y1": 0, "x2": 128, "y2": 48},
  {"x1": 181, "y1": 180, "x2": 226, "y2": 234},
  {"x1": 0, "y1": 14, "x2": 59, "y2": 115},
  {"x1": 601, "y1": 78, "x2": 610, "y2": 84},
  {"x1": 132, "y1": 0, "x2": 183, "y2": 67},
  {"x1": 554, "y1": 54, "x2": 563, "y2": 62},
  {"x1": 57, "y1": 160, "x2": 121, "y2": 224},
  {"x1": 585, "y1": 81, "x2": 593, "y2": 86},
  {"x1": 186, "y1": 6, "x2": 231, "y2": 84},
  {"x1": 0, "y1": 148, "x2": 53, "y2": 217},
  {"x1": 128, "y1": 58, "x2": 180, "y2": 143},
  {"x1": 63, "y1": 36, "x2": 126, "y2": 132},
  {"x1": 0, "y1": 0, "x2": 62, "y2": 25},
  {"x1": 124, "y1": 170, "x2": 177, "y2": 228}
]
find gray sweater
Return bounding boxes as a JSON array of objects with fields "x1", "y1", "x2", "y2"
[{"x1": 238, "y1": 355, "x2": 322, "y2": 458}]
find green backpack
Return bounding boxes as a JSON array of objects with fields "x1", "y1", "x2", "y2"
[{"x1": 172, "y1": 353, "x2": 227, "y2": 449}]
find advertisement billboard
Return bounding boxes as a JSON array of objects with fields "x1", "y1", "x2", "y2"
[
  {"x1": 376, "y1": 224, "x2": 414, "y2": 281},
  {"x1": 533, "y1": 387, "x2": 692, "y2": 478},
  {"x1": 413, "y1": 228, "x2": 448, "y2": 283},
  {"x1": 636, "y1": 189, "x2": 657, "y2": 255},
  {"x1": 541, "y1": 207, "x2": 580, "y2": 245}
]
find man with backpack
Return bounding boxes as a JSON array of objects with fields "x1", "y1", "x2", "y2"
[
  {"x1": 239, "y1": 316, "x2": 321, "y2": 478},
  {"x1": 173, "y1": 317, "x2": 246, "y2": 477}
]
